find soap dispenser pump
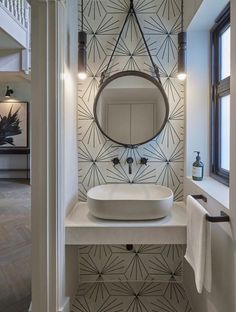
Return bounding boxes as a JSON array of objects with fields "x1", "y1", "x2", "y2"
[{"x1": 192, "y1": 151, "x2": 204, "y2": 181}]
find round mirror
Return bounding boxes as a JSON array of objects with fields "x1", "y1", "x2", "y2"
[{"x1": 94, "y1": 71, "x2": 169, "y2": 147}]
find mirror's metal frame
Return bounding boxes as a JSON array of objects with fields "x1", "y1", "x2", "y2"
[{"x1": 93, "y1": 70, "x2": 169, "y2": 148}]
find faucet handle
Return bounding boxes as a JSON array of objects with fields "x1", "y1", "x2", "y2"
[
  {"x1": 140, "y1": 157, "x2": 148, "y2": 165},
  {"x1": 112, "y1": 157, "x2": 120, "y2": 166}
]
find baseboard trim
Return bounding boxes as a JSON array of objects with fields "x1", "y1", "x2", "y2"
[{"x1": 28, "y1": 297, "x2": 70, "y2": 312}]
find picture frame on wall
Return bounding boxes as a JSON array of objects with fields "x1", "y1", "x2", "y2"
[{"x1": 0, "y1": 100, "x2": 29, "y2": 154}]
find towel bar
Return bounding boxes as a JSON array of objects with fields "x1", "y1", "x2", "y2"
[
  {"x1": 191, "y1": 194, "x2": 207, "y2": 202},
  {"x1": 191, "y1": 194, "x2": 230, "y2": 223},
  {"x1": 206, "y1": 211, "x2": 230, "y2": 223}
]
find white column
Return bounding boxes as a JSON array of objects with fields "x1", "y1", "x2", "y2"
[
  {"x1": 31, "y1": 0, "x2": 77, "y2": 311},
  {"x1": 31, "y1": 1, "x2": 59, "y2": 311}
]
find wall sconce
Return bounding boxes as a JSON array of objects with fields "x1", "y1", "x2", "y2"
[
  {"x1": 78, "y1": 0, "x2": 87, "y2": 80},
  {"x1": 177, "y1": 0, "x2": 187, "y2": 81},
  {"x1": 5, "y1": 86, "x2": 14, "y2": 98}
]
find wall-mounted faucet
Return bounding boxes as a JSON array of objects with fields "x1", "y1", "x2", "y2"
[{"x1": 126, "y1": 157, "x2": 134, "y2": 174}]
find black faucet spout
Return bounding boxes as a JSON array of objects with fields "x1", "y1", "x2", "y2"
[{"x1": 126, "y1": 157, "x2": 134, "y2": 174}]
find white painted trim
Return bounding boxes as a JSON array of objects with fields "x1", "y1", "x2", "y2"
[
  {"x1": 0, "y1": 5, "x2": 28, "y2": 47},
  {"x1": 31, "y1": 1, "x2": 59, "y2": 311},
  {"x1": 230, "y1": 0, "x2": 236, "y2": 241},
  {"x1": 0, "y1": 1, "x2": 28, "y2": 30},
  {"x1": 31, "y1": 2, "x2": 51, "y2": 310},
  {"x1": 31, "y1": 1, "x2": 78, "y2": 311}
]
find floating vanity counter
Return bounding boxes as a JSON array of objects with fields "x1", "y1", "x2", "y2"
[{"x1": 65, "y1": 201, "x2": 187, "y2": 245}]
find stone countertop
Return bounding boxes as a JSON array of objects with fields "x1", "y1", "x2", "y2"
[{"x1": 65, "y1": 201, "x2": 187, "y2": 245}]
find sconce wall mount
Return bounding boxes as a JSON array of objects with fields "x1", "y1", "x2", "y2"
[
  {"x1": 5, "y1": 86, "x2": 14, "y2": 98},
  {"x1": 177, "y1": 0, "x2": 187, "y2": 81},
  {"x1": 78, "y1": 0, "x2": 87, "y2": 80}
]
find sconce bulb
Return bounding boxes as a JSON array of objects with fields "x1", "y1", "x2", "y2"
[
  {"x1": 78, "y1": 72, "x2": 87, "y2": 80},
  {"x1": 177, "y1": 72, "x2": 187, "y2": 81}
]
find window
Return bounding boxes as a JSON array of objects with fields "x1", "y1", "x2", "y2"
[{"x1": 211, "y1": 3, "x2": 230, "y2": 186}]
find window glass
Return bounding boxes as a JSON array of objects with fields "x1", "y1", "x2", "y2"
[
  {"x1": 220, "y1": 95, "x2": 230, "y2": 171},
  {"x1": 220, "y1": 26, "x2": 230, "y2": 80}
]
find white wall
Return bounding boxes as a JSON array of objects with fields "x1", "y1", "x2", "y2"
[
  {"x1": 184, "y1": 1, "x2": 236, "y2": 311},
  {"x1": 0, "y1": 81, "x2": 31, "y2": 100},
  {"x1": 0, "y1": 80, "x2": 31, "y2": 179},
  {"x1": 185, "y1": 30, "x2": 210, "y2": 177},
  {"x1": 58, "y1": 0, "x2": 78, "y2": 308},
  {"x1": 63, "y1": 28, "x2": 78, "y2": 215}
]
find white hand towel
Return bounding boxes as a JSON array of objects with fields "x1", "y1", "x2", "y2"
[{"x1": 184, "y1": 195, "x2": 212, "y2": 293}]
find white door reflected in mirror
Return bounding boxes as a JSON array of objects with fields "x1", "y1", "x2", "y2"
[{"x1": 94, "y1": 71, "x2": 169, "y2": 146}]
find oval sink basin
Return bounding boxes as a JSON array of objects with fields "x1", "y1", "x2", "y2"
[{"x1": 87, "y1": 184, "x2": 173, "y2": 220}]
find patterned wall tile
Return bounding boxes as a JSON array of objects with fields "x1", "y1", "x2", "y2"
[
  {"x1": 78, "y1": 244, "x2": 183, "y2": 283},
  {"x1": 75, "y1": 5, "x2": 189, "y2": 311},
  {"x1": 71, "y1": 281, "x2": 192, "y2": 312},
  {"x1": 78, "y1": 0, "x2": 185, "y2": 200}
]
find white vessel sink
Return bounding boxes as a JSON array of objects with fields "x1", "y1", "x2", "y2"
[{"x1": 87, "y1": 184, "x2": 173, "y2": 220}]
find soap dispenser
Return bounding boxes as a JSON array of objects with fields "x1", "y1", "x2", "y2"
[{"x1": 192, "y1": 151, "x2": 204, "y2": 181}]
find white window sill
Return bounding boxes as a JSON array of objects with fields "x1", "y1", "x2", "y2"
[{"x1": 186, "y1": 176, "x2": 229, "y2": 209}]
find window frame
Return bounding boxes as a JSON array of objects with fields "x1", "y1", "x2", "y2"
[{"x1": 210, "y1": 3, "x2": 230, "y2": 186}]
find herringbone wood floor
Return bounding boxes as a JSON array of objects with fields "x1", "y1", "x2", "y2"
[{"x1": 0, "y1": 180, "x2": 31, "y2": 312}]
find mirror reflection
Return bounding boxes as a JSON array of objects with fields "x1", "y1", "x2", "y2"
[{"x1": 94, "y1": 72, "x2": 169, "y2": 146}]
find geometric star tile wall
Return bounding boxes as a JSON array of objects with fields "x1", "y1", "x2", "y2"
[
  {"x1": 71, "y1": 245, "x2": 191, "y2": 312},
  {"x1": 78, "y1": 244, "x2": 184, "y2": 283},
  {"x1": 71, "y1": 281, "x2": 192, "y2": 312},
  {"x1": 75, "y1": 4, "x2": 190, "y2": 311},
  {"x1": 78, "y1": 0, "x2": 185, "y2": 202}
]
